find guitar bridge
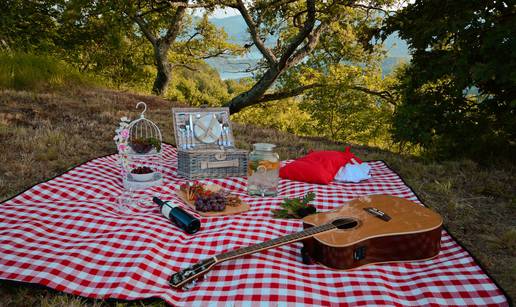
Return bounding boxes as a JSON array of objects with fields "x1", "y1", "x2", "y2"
[{"x1": 363, "y1": 207, "x2": 391, "y2": 221}]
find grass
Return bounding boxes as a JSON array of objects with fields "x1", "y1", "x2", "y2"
[
  {"x1": 0, "y1": 52, "x2": 97, "y2": 91},
  {"x1": 0, "y1": 66, "x2": 514, "y2": 305}
]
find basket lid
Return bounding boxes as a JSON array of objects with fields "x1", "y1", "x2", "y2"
[{"x1": 172, "y1": 107, "x2": 235, "y2": 151}]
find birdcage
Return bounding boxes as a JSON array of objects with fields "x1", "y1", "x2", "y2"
[
  {"x1": 116, "y1": 102, "x2": 164, "y2": 190},
  {"x1": 126, "y1": 102, "x2": 162, "y2": 155}
]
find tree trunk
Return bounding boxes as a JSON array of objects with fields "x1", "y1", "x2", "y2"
[
  {"x1": 226, "y1": 67, "x2": 281, "y2": 114},
  {"x1": 152, "y1": 44, "x2": 171, "y2": 96}
]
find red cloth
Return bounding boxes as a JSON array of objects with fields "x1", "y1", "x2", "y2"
[{"x1": 279, "y1": 147, "x2": 362, "y2": 184}]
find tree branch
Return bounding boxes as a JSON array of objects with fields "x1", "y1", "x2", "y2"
[
  {"x1": 201, "y1": 49, "x2": 232, "y2": 59},
  {"x1": 258, "y1": 83, "x2": 322, "y2": 102},
  {"x1": 166, "y1": 1, "x2": 210, "y2": 9},
  {"x1": 278, "y1": 0, "x2": 317, "y2": 66},
  {"x1": 162, "y1": 6, "x2": 187, "y2": 46},
  {"x1": 186, "y1": 32, "x2": 200, "y2": 44},
  {"x1": 348, "y1": 3, "x2": 395, "y2": 15},
  {"x1": 150, "y1": 0, "x2": 212, "y2": 9},
  {"x1": 136, "y1": 3, "x2": 171, "y2": 17},
  {"x1": 347, "y1": 85, "x2": 396, "y2": 105},
  {"x1": 235, "y1": 0, "x2": 277, "y2": 65},
  {"x1": 286, "y1": 22, "x2": 327, "y2": 67},
  {"x1": 133, "y1": 16, "x2": 157, "y2": 47},
  {"x1": 254, "y1": 0, "x2": 299, "y2": 11},
  {"x1": 256, "y1": 83, "x2": 396, "y2": 105}
]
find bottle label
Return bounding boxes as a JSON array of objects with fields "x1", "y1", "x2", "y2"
[{"x1": 161, "y1": 201, "x2": 177, "y2": 219}]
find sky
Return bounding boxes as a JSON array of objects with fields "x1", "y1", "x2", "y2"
[
  {"x1": 192, "y1": 7, "x2": 240, "y2": 19},
  {"x1": 211, "y1": 8, "x2": 240, "y2": 18}
]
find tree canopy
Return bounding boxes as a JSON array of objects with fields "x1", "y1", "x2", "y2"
[{"x1": 383, "y1": 0, "x2": 516, "y2": 158}]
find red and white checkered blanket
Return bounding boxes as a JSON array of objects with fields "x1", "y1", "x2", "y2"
[{"x1": 0, "y1": 145, "x2": 509, "y2": 306}]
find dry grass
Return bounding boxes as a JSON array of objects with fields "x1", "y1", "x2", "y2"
[{"x1": 0, "y1": 86, "x2": 514, "y2": 306}]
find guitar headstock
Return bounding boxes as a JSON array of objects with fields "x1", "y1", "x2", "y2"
[{"x1": 169, "y1": 257, "x2": 216, "y2": 289}]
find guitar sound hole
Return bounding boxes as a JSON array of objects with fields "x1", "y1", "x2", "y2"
[{"x1": 333, "y1": 218, "x2": 359, "y2": 230}]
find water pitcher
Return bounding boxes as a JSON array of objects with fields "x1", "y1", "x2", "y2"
[{"x1": 247, "y1": 143, "x2": 280, "y2": 196}]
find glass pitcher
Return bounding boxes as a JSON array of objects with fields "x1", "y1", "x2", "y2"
[{"x1": 247, "y1": 143, "x2": 280, "y2": 196}]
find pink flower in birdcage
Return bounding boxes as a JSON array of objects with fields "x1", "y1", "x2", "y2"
[
  {"x1": 118, "y1": 143, "x2": 128, "y2": 153},
  {"x1": 120, "y1": 129, "x2": 130, "y2": 139}
]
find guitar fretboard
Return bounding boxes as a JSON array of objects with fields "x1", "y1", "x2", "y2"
[{"x1": 217, "y1": 223, "x2": 336, "y2": 262}]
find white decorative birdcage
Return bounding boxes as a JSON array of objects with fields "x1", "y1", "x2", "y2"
[
  {"x1": 114, "y1": 102, "x2": 164, "y2": 190},
  {"x1": 126, "y1": 102, "x2": 163, "y2": 155}
]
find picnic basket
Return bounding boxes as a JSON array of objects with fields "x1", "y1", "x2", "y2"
[{"x1": 172, "y1": 107, "x2": 248, "y2": 179}]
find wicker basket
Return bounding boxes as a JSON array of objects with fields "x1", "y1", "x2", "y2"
[{"x1": 172, "y1": 107, "x2": 248, "y2": 179}]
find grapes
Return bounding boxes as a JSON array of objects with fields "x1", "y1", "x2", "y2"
[
  {"x1": 194, "y1": 191, "x2": 227, "y2": 212},
  {"x1": 131, "y1": 166, "x2": 153, "y2": 174},
  {"x1": 182, "y1": 182, "x2": 242, "y2": 212}
]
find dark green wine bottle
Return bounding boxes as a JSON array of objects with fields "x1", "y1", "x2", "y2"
[{"x1": 153, "y1": 197, "x2": 201, "y2": 234}]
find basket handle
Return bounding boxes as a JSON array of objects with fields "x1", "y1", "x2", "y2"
[{"x1": 200, "y1": 159, "x2": 239, "y2": 169}]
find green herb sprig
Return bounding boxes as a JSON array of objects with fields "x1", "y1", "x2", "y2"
[{"x1": 272, "y1": 192, "x2": 317, "y2": 219}]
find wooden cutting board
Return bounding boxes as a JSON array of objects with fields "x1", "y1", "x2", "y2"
[{"x1": 176, "y1": 185, "x2": 250, "y2": 217}]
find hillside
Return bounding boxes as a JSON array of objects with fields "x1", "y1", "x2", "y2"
[{"x1": 0, "y1": 82, "x2": 514, "y2": 305}]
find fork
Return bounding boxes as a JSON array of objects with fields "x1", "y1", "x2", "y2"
[
  {"x1": 179, "y1": 124, "x2": 187, "y2": 149},
  {"x1": 216, "y1": 114, "x2": 225, "y2": 146},
  {"x1": 185, "y1": 118, "x2": 192, "y2": 149}
]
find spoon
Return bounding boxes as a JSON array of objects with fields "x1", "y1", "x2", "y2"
[
  {"x1": 216, "y1": 114, "x2": 225, "y2": 146},
  {"x1": 222, "y1": 123, "x2": 231, "y2": 147}
]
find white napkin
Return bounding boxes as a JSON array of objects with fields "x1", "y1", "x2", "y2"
[{"x1": 334, "y1": 161, "x2": 371, "y2": 183}]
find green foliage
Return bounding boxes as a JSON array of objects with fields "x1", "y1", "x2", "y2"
[
  {"x1": 172, "y1": 14, "x2": 245, "y2": 63},
  {"x1": 166, "y1": 62, "x2": 232, "y2": 106},
  {"x1": 57, "y1": 1, "x2": 154, "y2": 88},
  {"x1": 298, "y1": 64, "x2": 394, "y2": 147},
  {"x1": 231, "y1": 98, "x2": 314, "y2": 136},
  {"x1": 384, "y1": 0, "x2": 516, "y2": 159},
  {"x1": 271, "y1": 7, "x2": 396, "y2": 148},
  {"x1": 0, "y1": 0, "x2": 63, "y2": 53},
  {"x1": 0, "y1": 52, "x2": 96, "y2": 90},
  {"x1": 272, "y1": 192, "x2": 317, "y2": 219}
]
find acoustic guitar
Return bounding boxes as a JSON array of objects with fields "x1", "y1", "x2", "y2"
[{"x1": 170, "y1": 195, "x2": 443, "y2": 289}]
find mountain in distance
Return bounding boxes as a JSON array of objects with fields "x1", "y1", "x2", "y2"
[
  {"x1": 210, "y1": 15, "x2": 251, "y2": 44},
  {"x1": 207, "y1": 15, "x2": 410, "y2": 79}
]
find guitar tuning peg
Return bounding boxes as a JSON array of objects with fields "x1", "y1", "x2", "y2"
[{"x1": 197, "y1": 273, "x2": 208, "y2": 281}]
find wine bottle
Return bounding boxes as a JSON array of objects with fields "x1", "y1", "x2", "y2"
[{"x1": 153, "y1": 197, "x2": 201, "y2": 234}]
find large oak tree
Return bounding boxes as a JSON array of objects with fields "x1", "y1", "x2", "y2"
[
  {"x1": 121, "y1": 1, "x2": 243, "y2": 95},
  {"x1": 218, "y1": 0, "x2": 395, "y2": 113}
]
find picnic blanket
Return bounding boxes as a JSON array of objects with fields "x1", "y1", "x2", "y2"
[{"x1": 0, "y1": 144, "x2": 509, "y2": 306}]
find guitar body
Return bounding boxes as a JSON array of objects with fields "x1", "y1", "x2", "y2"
[{"x1": 302, "y1": 195, "x2": 443, "y2": 270}]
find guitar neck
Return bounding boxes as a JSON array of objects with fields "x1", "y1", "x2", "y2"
[
  {"x1": 216, "y1": 222, "x2": 336, "y2": 262},
  {"x1": 170, "y1": 222, "x2": 338, "y2": 288}
]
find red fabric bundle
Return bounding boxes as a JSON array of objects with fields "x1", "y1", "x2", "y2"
[{"x1": 279, "y1": 147, "x2": 361, "y2": 184}]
